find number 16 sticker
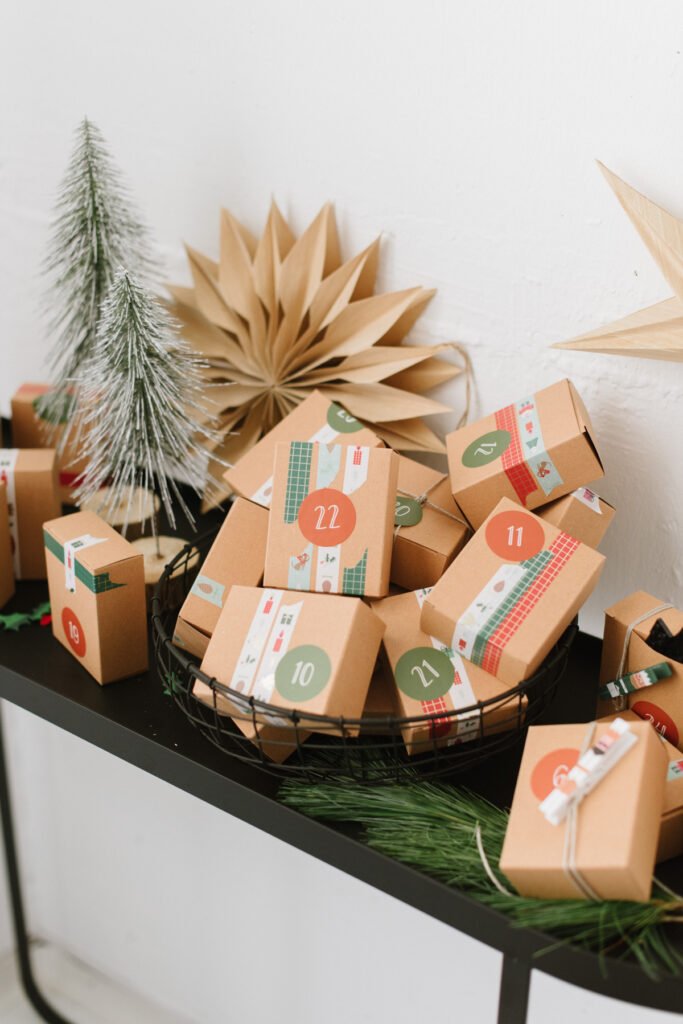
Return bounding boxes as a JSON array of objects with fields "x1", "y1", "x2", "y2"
[{"x1": 485, "y1": 509, "x2": 545, "y2": 561}]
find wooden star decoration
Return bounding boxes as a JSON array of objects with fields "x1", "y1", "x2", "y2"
[
  {"x1": 167, "y1": 201, "x2": 470, "y2": 503},
  {"x1": 554, "y1": 162, "x2": 683, "y2": 361}
]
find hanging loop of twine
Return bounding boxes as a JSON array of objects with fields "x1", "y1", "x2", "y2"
[{"x1": 611, "y1": 603, "x2": 673, "y2": 711}]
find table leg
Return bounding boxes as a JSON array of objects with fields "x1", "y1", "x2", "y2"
[
  {"x1": 497, "y1": 953, "x2": 531, "y2": 1024},
  {"x1": 0, "y1": 702, "x2": 73, "y2": 1024}
]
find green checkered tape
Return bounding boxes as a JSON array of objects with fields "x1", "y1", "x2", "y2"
[
  {"x1": 284, "y1": 441, "x2": 313, "y2": 523},
  {"x1": 470, "y1": 549, "x2": 552, "y2": 666},
  {"x1": 342, "y1": 549, "x2": 368, "y2": 596},
  {"x1": 43, "y1": 531, "x2": 125, "y2": 594}
]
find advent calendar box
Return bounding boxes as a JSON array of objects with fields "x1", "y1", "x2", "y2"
[
  {"x1": 264, "y1": 442, "x2": 397, "y2": 598},
  {"x1": 420, "y1": 498, "x2": 605, "y2": 686},
  {"x1": 195, "y1": 585, "x2": 384, "y2": 762},
  {"x1": 446, "y1": 379, "x2": 604, "y2": 529},
  {"x1": 372, "y1": 589, "x2": 526, "y2": 755},
  {"x1": 391, "y1": 454, "x2": 470, "y2": 591},
  {"x1": 173, "y1": 497, "x2": 269, "y2": 658},
  {"x1": 539, "y1": 487, "x2": 615, "y2": 549},
  {"x1": 0, "y1": 448, "x2": 61, "y2": 579},
  {"x1": 0, "y1": 482, "x2": 14, "y2": 609},
  {"x1": 10, "y1": 382, "x2": 87, "y2": 503},
  {"x1": 597, "y1": 591, "x2": 683, "y2": 750},
  {"x1": 223, "y1": 390, "x2": 382, "y2": 508},
  {"x1": 43, "y1": 510, "x2": 147, "y2": 685}
]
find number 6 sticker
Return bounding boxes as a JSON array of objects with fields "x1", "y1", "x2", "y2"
[{"x1": 485, "y1": 509, "x2": 545, "y2": 561}]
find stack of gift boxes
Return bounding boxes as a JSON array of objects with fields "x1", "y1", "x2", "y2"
[{"x1": 6, "y1": 374, "x2": 682, "y2": 903}]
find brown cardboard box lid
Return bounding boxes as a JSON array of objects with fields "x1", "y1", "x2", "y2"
[
  {"x1": 43, "y1": 510, "x2": 141, "y2": 572},
  {"x1": 600, "y1": 710, "x2": 683, "y2": 819},
  {"x1": 16, "y1": 449, "x2": 57, "y2": 474}
]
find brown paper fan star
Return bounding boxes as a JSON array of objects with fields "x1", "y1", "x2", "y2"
[{"x1": 167, "y1": 201, "x2": 470, "y2": 503}]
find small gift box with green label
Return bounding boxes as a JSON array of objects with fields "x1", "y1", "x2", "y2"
[
  {"x1": 223, "y1": 390, "x2": 383, "y2": 509},
  {"x1": 420, "y1": 497, "x2": 605, "y2": 687},
  {"x1": 391, "y1": 454, "x2": 470, "y2": 591},
  {"x1": 500, "y1": 719, "x2": 667, "y2": 901},
  {"x1": 10, "y1": 382, "x2": 88, "y2": 504},
  {"x1": 173, "y1": 497, "x2": 269, "y2": 659},
  {"x1": 195, "y1": 585, "x2": 384, "y2": 762},
  {"x1": 597, "y1": 591, "x2": 683, "y2": 752},
  {"x1": 264, "y1": 441, "x2": 398, "y2": 598},
  {"x1": 43, "y1": 510, "x2": 147, "y2": 684},
  {"x1": 446, "y1": 379, "x2": 604, "y2": 529},
  {"x1": 372, "y1": 589, "x2": 526, "y2": 755}
]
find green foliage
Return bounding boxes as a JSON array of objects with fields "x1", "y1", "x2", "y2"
[
  {"x1": 0, "y1": 602, "x2": 51, "y2": 632},
  {"x1": 280, "y1": 766, "x2": 683, "y2": 978}
]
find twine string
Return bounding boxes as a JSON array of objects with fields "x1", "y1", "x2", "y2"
[
  {"x1": 562, "y1": 721, "x2": 602, "y2": 900},
  {"x1": 611, "y1": 602, "x2": 673, "y2": 711},
  {"x1": 394, "y1": 480, "x2": 471, "y2": 537},
  {"x1": 474, "y1": 822, "x2": 516, "y2": 897}
]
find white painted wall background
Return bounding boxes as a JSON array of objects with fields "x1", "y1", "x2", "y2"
[{"x1": 1, "y1": 2, "x2": 683, "y2": 1021}]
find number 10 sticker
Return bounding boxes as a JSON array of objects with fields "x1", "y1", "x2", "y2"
[
  {"x1": 275, "y1": 644, "x2": 332, "y2": 702},
  {"x1": 485, "y1": 509, "x2": 545, "y2": 561}
]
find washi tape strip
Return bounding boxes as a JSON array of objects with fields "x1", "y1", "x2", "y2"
[
  {"x1": 43, "y1": 531, "x2": 124, "y2": 594},
  {"x1": 250, "y1": 598, "x2": 304, "y2": 705},
  {"x1": 494, "y1": 405, "x2": 538, "y2": 505},
  {"x1": 573, "y1": 486, "x2": 602, "y2": 514},
  {"x1": 190, "y1": 574, "x2": 226, "y2": 608},
  {"x1": 0, "y1": 449, "x2": 20, "y2": 576},
  {"x1": 599, "y1": 662, "x2": 672, "y2": 701},
  {"x1": 539, "y1": 718, "x2": 638, "y2": 826},
  {"x1": 63, "y1": 534, "x2": 107, "y2": 591},
  {"x1": 230, "y1": 589, "x2": 283, "y2": 696},
  {"x1": 415, "y1": 589, "x2": 479, "y2": 741},
  {"x1": 250, "y1": 422, "x2": 341, "y2": 507},
  {"x1": 667, "y1": 758, "x2": 683, "y2": 782},
  {"x1": 514, "y1": 397, "x2": 563, "y2": 497}
]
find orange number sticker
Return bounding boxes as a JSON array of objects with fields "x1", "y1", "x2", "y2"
[
  {"x1": 62, "y1": 607, "x2": 86, "y2": 658},
  {"x1": 298, "y1": 488, "x2": 356, "y2": 546},
  {"x1": 485, "y1": 509, "x2": 545, "y2": 561}
]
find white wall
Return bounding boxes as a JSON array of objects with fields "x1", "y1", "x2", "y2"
[{"x1": 2, "y1": 2, "x2": 683, "y2": 1020}]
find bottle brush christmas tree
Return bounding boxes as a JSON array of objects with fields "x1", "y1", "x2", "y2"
[
  {"x1": 38, "y1": 117, "x2": 155, "y2": 436},
  {"x1": 73, "y1": 267, "x2": 221, "y2": 561}
]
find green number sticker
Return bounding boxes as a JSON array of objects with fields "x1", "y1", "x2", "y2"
[
  {"x1": 394, "y1": 496, "x2": 423, "y2": 527},
  {"x1": 275, "y1": 644, "x2": 332, "y2": 702},
  {"x1": 462, "y1": 429, "x2": 510, "y2": 468},
  {"x1": 327, "y1": 402, "x2": 363, "y2": 434},
  {"x1": 395, "y1": 646, "x2": 454, "y2": 700}
]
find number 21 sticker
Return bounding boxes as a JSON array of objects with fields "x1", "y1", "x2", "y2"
[{"x1": 395, "y1": 647, "x2": 454, "y2": 700}]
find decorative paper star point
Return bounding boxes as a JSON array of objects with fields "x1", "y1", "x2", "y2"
[{"x1": 553, "y1": 162, "x2": 683, "y2": 362}]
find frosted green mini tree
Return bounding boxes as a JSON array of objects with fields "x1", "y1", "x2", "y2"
[
  {"x1": 38, "y1": 117, "x2": 155, "y2": 434},
  {"x1": 73, "y1": 268, "x2": 221, "y2": 538}
]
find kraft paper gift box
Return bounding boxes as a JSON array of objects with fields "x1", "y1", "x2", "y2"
[
  {"x1": 11, "y1": 382, "x2": 87, "y2": 504},
  {"x1": 421, "y1": 497, "x2": 605, "y2": 687},
  {"x1": 538, "y1": 486, "x2": 615, "y2": 549},
  {"x1": 173, "y1": 497, "x2": 269, "y2": 659},
  {"x1": 223, "y1": 390, "x2": 382, "y2": 508},
  {"x1": 391, "y1": 455, "x2": 470, "y2": 590},
  {"x1": 499, "y1": 718, "x2": 667, "y2": 901},
  {"x1": 599, "y1": 711, "x2": 683, "y2": 864},
  {"x1": 446, "y1": 379, "x2": 604, "y2": 529},
  {"x1": 264, "y1": 442, "x2": 398, "y2": 598},
  {"x1": 0, "y1": 482, "x2": 14, "y2": 609},
  {"x1": 0, "y1": 448, "x2": 61, "y2": 580},
  {"x1": 597, "y1": 591, "x2": 683, "y2": 749},
  {"x1": 195, "y1": 585, "x2": 384, "y2": 762},
  {"x1": 43, "y1": 510, "x2": 147, "y2": 685},
  {"x1": 372, "y1": 589, "x2": 527, "y2": 755}
]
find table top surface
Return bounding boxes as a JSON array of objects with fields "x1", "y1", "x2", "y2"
[{"x1": 1, "y1": 574, "x2": 682, "y2": 1014}]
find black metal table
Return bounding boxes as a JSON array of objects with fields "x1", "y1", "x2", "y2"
[{"x1": 0, "y1": 582, "x2": 682, "y2": 1024}]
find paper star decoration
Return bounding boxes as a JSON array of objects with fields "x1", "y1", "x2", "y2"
[
  {"x1": 554, "y1": 162, "x2": 683, "y2": 361},
  {"x1": 167, "y1": 202, "x2": 470, "y2": 502}
]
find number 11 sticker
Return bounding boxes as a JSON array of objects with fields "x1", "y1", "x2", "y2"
[{"x1": 485, "y1": 509, "x2": 545, "y2": 561}]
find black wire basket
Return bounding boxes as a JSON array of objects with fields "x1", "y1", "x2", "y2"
[{"x1": 152, "y1": 524, "x2": 578, "y2": 782}]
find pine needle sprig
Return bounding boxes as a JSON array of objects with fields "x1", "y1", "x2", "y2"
[
  {"x1": 280, "y1": 767, "x2": 683, "y2": 978},
  {"x1": 73, "y1": 268, "x2": 223, "y2": 534},
  {"x1": 39, "y1": 117, "x2": 156, "y2": 438}
]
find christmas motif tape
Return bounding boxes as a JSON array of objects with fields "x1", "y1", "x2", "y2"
[
  {"x1": 413, "y1": 589, "x2": 479, "y2": 741},
  {"x1": 494, "y1": 396, "x2": 563, "y2": 505},
  {"x1": 452, "y1": 531, "x2": 579, "y2": 676},
  {"x1": 667, "y1": 757, "x2": 683, "y2": 782},
  {"x1": 572, "y1": 486, "x2": 602, "y2": 514},
  {"x1": 43, "y1": 531, "x2": 125, "y2": 594},
  {"x1": 284, "y1": 442, "x2": 369, "y2": 596},
  {"x1": 63, "y1": 534, "x2": 107, "y2": 591},
  {"x1": 598, "y1": 662, "x2": 672, "y2": 701},
  {"x1": 539, "y1": 718, "x2": 638, "y2": 826},
  {"x1": 0, "y1": 449, "x2": 20, "y2": 576},
  {"x1": 190, "y1": 574, "x2": 226, "y2": 608},
  {"x1": 249, "y1": 403, "x2": 363, "y2": 507}
]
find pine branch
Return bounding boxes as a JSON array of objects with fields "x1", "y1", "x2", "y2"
[
  {"x1": 73, "y1": 268, "x2": 222, "y2": 533},
  {"x1": 280, "y1": 768, "x2": 683, "y2": 978}
]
